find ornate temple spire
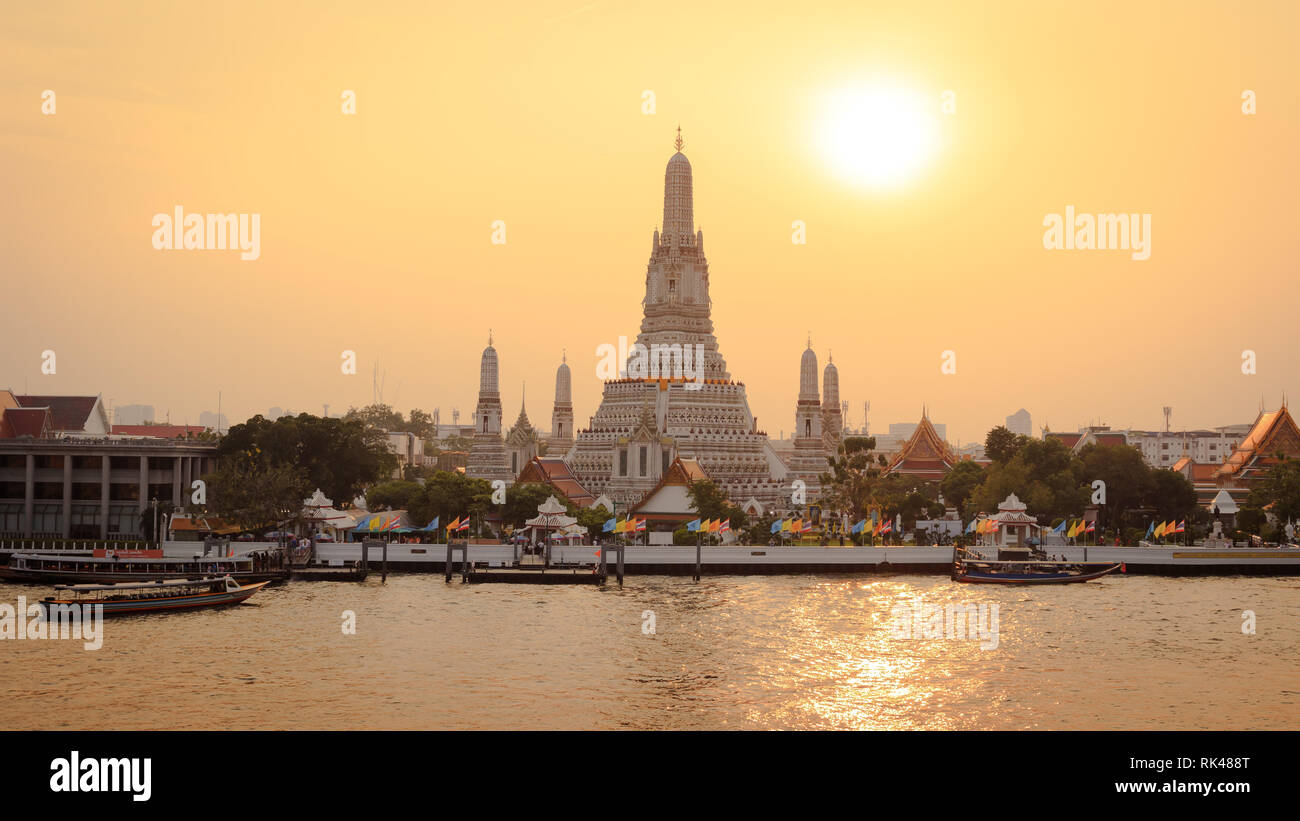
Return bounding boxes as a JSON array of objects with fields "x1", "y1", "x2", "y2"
[
  {"x1": 663, "y1": 130, "x2": 693, "y2": 242},
  {"x1": 799, "y1": 345, "x2": 820, "y2": 403},
  {"x1": 675, "y1": 125, "x2": 684, "y2": 153},
  {"x1": 479, "y1": 336, "x2": 500, "y2": 396}
]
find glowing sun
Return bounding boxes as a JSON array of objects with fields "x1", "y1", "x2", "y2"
[{"x1": 817, "y1": 84, "x2": 940, "y2": 189}]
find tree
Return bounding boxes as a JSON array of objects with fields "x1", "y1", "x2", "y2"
[
  {"x1": 969, "y1": 436, "x2": 1087, "y2": 521},
  {"x1": 205, "y1": 452, "x2": 309, "y2": 532},
  {"x1": 819, "y1": 436, "x2": 883, "y2": 519},
  {"x1": 1146, "y1": 469, "x2": 1197, "y2": 521},
  {"x1": 1247, "y1": 459, "x2": 1300, "y2": 526},
  {"x1": 365, "y1": 480, "x2": 424, "y2": 511},
  {"x1": 217, "y1": 414, "x2": 396, "y2": 506},
  {"x1": 685, "y1": 479, "x2": 748, "y2": 533},
  {"x1": 405, "y1": 471, "x2": 492, "y2": 530},
  {"x1": 1078, "y1": 443, "x2": 1152, "y2": 527},
  {"x1": 940, "y1": 460, "x2": 985, "y2": 519},
  {"x1": 985, "y1": 426, "x2": 1025, "y2": 464}
]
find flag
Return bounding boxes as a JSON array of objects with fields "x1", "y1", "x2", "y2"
[
  {"x1": 851, "y1": 519, "x2": 865, "y2": 534},
  {"x1": 616, "y1": 518, "x2": 628, "y2": 533},
  {"x1": 1052, "y1": 519, "x2": 1067, "y2": 534},
  {"x1": 456, "y1": 517, "x2": 470, "y2": 532},
  {"x1": 603, "y1": 518, "x2": 616, "y2": 533},
  {"x1": 425, "y1": 516, "x2": 439, "y2": 532},
  {"x1": 880, "y1": 521, "x2": 892, "y2": 535},
  {"x1": 801, "y1": 520, "x2": 812, "y2": 533},
  {"x1": 781, "y1": 518, "x2": 792, "y2": 533},
  {"x1": 1085, "y1": 520, "x2": 1095, "y2": 533},
  {"x1": 720, "y1": 519, "x2": 730, "y2": 533},
  {"x1": 872, "y1": 520, "x2": 881, "y2": 536},
  {"x1": 1175, "y1": 520, "x2": 1185, "y2": 533},
  {"x1": 965, "y1": 519, "x2": 977, "y2": 534},
  {"x1": 447, "y1": 516, "x2": 461, "y2": 533},
  {"x1": 791, "y1": 519, "x2": 801, "y2": 534},
  {"x1": 1154, "y1": 521, "x2": 1166, "y2": 538},
  {"x1": 635, "y1": 518, "x2": 646, "y2": 532},
  {"x1": 711, "y1": 519, "x2": 722, "y2": 534},
  {"x1": 689, "y1": 518, "x2": 702, "y2": 533},
  {"x1": 1145, "y1": 520, "x2": 1154, "y2": 540},
  {"x1": 770, "y1": 519, "x2": 781, "y2": 534}
]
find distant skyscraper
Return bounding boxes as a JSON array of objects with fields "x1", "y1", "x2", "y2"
[
  {"x1": 1006, "y1": 408, "x2": 1032, "y2": 437},
  {"x1": 198, "y1": 410, "x2": 228, "y2": 431},
  {"x1": 114, "y1": 404, "x2": 155, "y2": 425}
]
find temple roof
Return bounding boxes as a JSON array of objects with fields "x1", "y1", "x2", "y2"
[
  {"x1": 1215, "y1": 405, "x2": 1300, "y2": 481},
  {"x1": 632, "y1": 456, "x2": 710, "y2": 514},
  {"x1": 884, "y1": 414, "x2": 956, "y2": 479},
  {"x1": 15, "y1": 394, "x2": 102, "y2": 432},
  {"x1": 516, "y1": 456, "x2": 595, "y2": 507}
]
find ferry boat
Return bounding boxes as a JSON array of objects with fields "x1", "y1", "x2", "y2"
[
  {"x1": 951, "y1": 546, "x2": 1121, "y2": 584},
  {"x1": 0, "y1": 551, "x2": 289, "y2": 585},
  {"x1": 39, "y1": 576, "x2": 270, "y2": 616}
]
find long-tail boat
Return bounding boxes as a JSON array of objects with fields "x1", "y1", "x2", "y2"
[
  {"x1": 39, "y1": 576, "x2": 270, "y2": 616},
  {"x1": 951, "y1": 546, "x2": 1122, "y2": 584}
]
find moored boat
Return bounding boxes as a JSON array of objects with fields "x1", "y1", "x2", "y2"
[
  {"x1": 39, "y1": 576, "x2": 270, "y2": 616},
  {"x1": 0, "y1": 550, "x2": 289, "y2": 585},
  {"x1": 952, "y1": 546, "x2": 1122, "y2": 584}
]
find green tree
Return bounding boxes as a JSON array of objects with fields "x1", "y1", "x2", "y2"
[
  {"x1": 217, "y1": 414, "x2": 396, "y2": 506},
  {"x1": 1247, "y1": 459, "x2": 1300, "y2": 525},
  {"x1": 366, "y1": 479, "x2": 424, "y2": 511},
  {"x1": 1078, "y1": 442, "x2": 1152, "y2": 527},
  {"x1": 1146, "y1": 469, "x2": 1198, "y2": 521},
  {"x1": 985, "y1": 426, "x2": 1025, "y2": 464},
  {"x1": 940, "y1": 460, "x2": 985, "y2": 519},
  {"x1": 405, "y1": 471, "x2": 493, "y2": 531},
  {"x1": 819, "y1": 436, "x2": 884, "y2": 519},
  {"x1": 204, "y1": 452, "x2": 309, "y2": 532}
]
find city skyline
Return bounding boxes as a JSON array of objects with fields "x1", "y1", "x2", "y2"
[{"x1": 3, "y1": 1, "x2": 1297, "y2": 446}]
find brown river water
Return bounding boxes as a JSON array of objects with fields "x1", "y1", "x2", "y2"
[{"x1": 2, "y1": 574, "x2": 1297, "y2": 730}]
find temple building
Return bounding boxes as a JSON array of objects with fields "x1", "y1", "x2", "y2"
[
  {"x1": 504, "y1": 387, "x2": 539, "y2": 478},
  {"x1": 883, "y1": 411, "x2": 957, "y2": 483},
  {"x1": 466, "y1": 335, "x2": 512, "y2": 483},
  {"x1": 1214, "y1": 403, "x2": 1300, "y2": 495},
  {"x1": 563, "y1": 133, "x2": 796, "y2": 512},
  {"x1": 549, "y1": 353, "x2": 575, "y2": 455}
]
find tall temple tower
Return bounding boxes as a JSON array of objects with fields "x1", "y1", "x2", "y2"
[
  {"x1": 634, "y1": 128, "x2": 728, "y2": 380},
  {"x1": 567, "y1": 131, "x2": 789, "y2": 510},
  {"x1": 467, "y1": 333, "x2": 512, "y2": 483},
  {"x1": 822, "y1": 353, "x2": 843, "y2": 452},
  {"x1": 787, "y1": 339, "x2": 827, "y2": 494},
  {"x1": 549, "y1": 352, "x2": 575, "y2": 455}
]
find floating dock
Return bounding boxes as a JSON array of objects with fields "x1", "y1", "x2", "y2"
[{"x1": 302, "y1": 543, "x2": 1300, "y2": 578}]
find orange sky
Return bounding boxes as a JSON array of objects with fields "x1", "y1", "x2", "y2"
[{"x1": 2, "y1": 1, "x2": 1297, "y2": 444}]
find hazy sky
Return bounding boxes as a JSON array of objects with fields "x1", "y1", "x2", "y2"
[{"x1": 2, "y1": 1, "x2": 1297, "y2": 444}]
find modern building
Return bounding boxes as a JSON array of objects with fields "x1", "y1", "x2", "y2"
[
  {"x1": 1005, "y1": 408, "x2": 1032, "y2": 437},
  {"x1": 0, "y1": 390, "x2": 217, "y2": 539}
]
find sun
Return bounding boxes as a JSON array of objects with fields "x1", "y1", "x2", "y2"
[{"x1": 817, "y1": 84, "x2": 940, "y2": 189}]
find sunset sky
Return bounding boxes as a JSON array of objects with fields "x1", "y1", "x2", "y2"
[{"x1": 2, "y1": 1, "x2": 1297, "y2": 445}]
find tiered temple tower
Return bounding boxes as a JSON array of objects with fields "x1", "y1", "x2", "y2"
[
  {"x1": 466, "y1": 334, "x2": 513, "y2": 483},
  {"x1": 786, "y1": 340, "x2": 827, "y2": 494},
  {"x1": 548, "y1": 353, "x2": 575, "y2": 456},
  {"x1": 567, "y1": 132, "x2": 789, "y2": 511},
  {"x1": 505, "y1": 385, "x2": 539, "y2": 478},
  {"x1": 822, "y1": 353, "x2": 843, "y2": 453}
]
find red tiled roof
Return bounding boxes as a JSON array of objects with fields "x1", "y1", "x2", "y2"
[
  {"x1": 15, "y1": 395, "x2": 99, "y2": 432},
  {"x1": 1216, "y1": 407, "x2": 1300, "y2": 480},
  {"x1": 0, "y1": 407, "x2": 52, "y2": 438},
  {"x1": 516, "y1": 457, "x2": 596, "y2": 507}
]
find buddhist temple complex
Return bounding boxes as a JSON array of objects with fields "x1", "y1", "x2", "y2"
[{"x1": 465, "y1": 134, "x2": 842, "y2": 520}]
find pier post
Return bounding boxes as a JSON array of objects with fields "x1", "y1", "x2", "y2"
[
  {"x1": 445, "y1": 541, "x2": 453, "y2": 583},
  {"x1": 382, "y1": 539, "x2": 388, "y2": 583},
  {"x1": 694, "y1": 540, "x2": 701, "y2": 582},
  {"x1": 361, "y1": 540, "x2": 369, "y2": 574},
  {"x1": 617, "y1": 542, "x2": 625, "y2": 587}
]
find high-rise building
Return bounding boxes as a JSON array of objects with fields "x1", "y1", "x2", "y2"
[{"x1": 1006, "y1": 408, "x2": 1032, "y2": 437}]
